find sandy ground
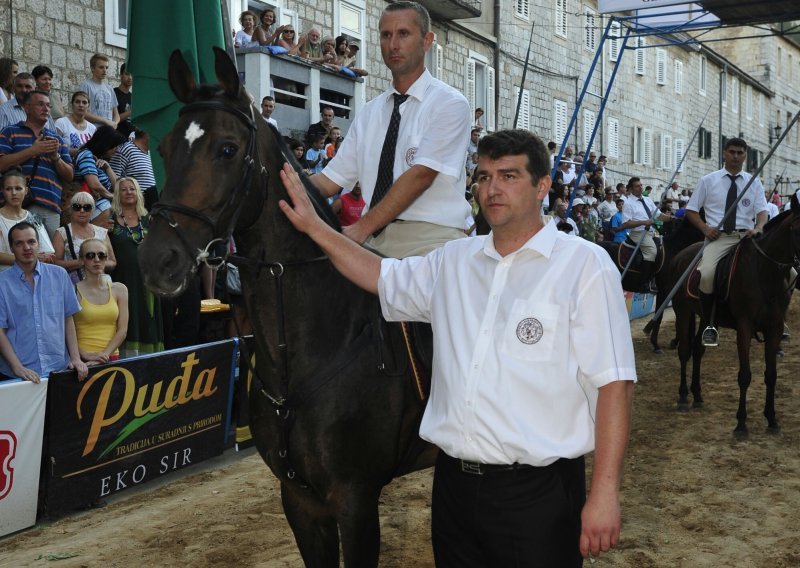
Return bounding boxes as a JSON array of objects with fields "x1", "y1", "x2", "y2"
[{"x1": 3, "y1": 300, "x2": 800, "y2": 567}]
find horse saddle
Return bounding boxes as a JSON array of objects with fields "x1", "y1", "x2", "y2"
[
  {"x1": 615, "y1": 238, "x2": 665, "y2": 274},
  {"x1": 375, "y1": 311, "x2": 432, "y2": 402},
  {"x1": 685, "y1": 241, "x2": 745, "y2": 301}
]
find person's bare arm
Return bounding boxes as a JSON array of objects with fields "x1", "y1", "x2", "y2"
[
  {"x1": 83, "y1": 111, "x2": 115, "y2": 128},
  {"x1": 685, "y1": 209, "x2": 718, "y2": 241},
  {"x1": 309, "y1": 172, "x2": 344, "y2": 198},
  {"x1": 0, "y1": 328, "x2": 39, "y2": 383},
  {"x1": 342, "y1": 164, "x2": 438, "y2": 245},
  {"x1": 748, "y1": 210, "x2": 768, "y2": 237},
  {"x1": 100, "y1": 283, "x2": 128, "y2": 359},
  {"x1": 65, "y1": 315, "x2": 89, "y2": 380},
  {"x1": 580, "y1": 379, "x2": 634, "y2": 560},
  {"x1": 278, "y1": 163, "x2": 380, "y2": 294}
]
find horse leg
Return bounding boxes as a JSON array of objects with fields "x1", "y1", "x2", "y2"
[
  {"x1": 763, "y1": 326, "x2": 782, "y2": 433},
  {"x1": 281, "y1": 483, "x2": 340, "y2": 568},
  {"x1": 676, "y1": 310, "x2": 693, "y2": 411},
  {"x1": 734, "y1": 328, "x2": 753, "y2": 437},
  {"x1": 690, "y1": 322, "x2": 705, "y2": 408},
  {"x1": 650, "y1": 313, "x2": 664, "y2": 354},
  {"x1": 337, "y1": 487, "x2": 382, "y2": 568}
]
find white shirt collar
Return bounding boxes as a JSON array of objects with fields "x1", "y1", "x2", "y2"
[
  {"x1": 481, "y1": 218, "x2": 558, "y2": 262},
  {"x1": 387, "y1": 68, "x2": 433, "y2": 104}
]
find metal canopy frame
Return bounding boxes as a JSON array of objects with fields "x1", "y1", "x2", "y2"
[{"x1": 552, "y1": 2, "x2": 799, "y2": 215}]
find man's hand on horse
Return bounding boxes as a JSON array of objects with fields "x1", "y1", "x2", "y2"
[
  {"x1": 704, "y1": 225, "x2": 721, "y2": 240},
  {"x1": 745, "y1": 227, "x2": 763, "y2": 238},
  {"x1": 279, "y1": 163, "x2": 325, "y2": 237}
]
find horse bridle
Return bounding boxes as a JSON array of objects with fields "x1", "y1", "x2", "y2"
[{"x1": 149, "y1": 100, "x2": 267, "y2": 268}]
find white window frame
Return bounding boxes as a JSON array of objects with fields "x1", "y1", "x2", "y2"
[
  {"x1": 659, "y1": 133, "x2": 672, "y2": 170},
  {"x1": 515, "y1": 0, "x2": 530, "y2": 21},
  {"x1": 699, "y1": 55, "x2": 707, "y2": 96},
  {"x1": 584, "y1": 7, "x2": 597, "y2": 52},
  {"x1": 426, "y1": 34, "x2": 443, "y2": 80},
  {"x1": 656, "y1": 49, "x2": 667, "y2": 85},
  {"x1": 745, "y1": 85, "x2": 753, "y2": 120},
  {"x1": 553, "y1": 99, "x2": 568, "y2": 146},
  {"x1": 643, "y1": 128, "x2": 653, "y2": 167},
  {"x1": 758, "y1": 93, "x2": 764, "y2": 126},
  {"x1": 721, "y1": 73, "x2": 727, "y2": 107},
  {"x1": 635, "y1": 36, "x2": 646, "y2": 76},
  {"x1": 731, "y1": 77, "x2": 739, "y2": 113},
  {"x1": 634, "y1": 127, "x2": 652, "y2": 165},
  {"x1": 555, "y1": 0, "x2": 568, "y2": 39},
  {"x1": 465, "y1": 53, "x2": 496, "y2": 133},
  {"x1": 607, "y1": 117, "x2": 620, "y2": 159},
  {"x1": 608, "y1": 21, "x2": 622, "y2": 62},
  {"x1": 674, "y1": 138, "x2": 685, "y2": 172},
  {"x1": 104, "y1": 0, "x2": 128, "y2": 49},
  {"x1": 674, "y1": 60, "x2": 683, "y2": 94},
  {"x1": 583, "y1": 108, "x2": 596, "y2": 151},
  {"x1": 515, "y1": 87, "x2": 531, "y2": 131}
]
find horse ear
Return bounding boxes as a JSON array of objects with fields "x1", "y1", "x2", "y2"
[
  {"x1": 792, "y1": 190, "x2": 800, "y2": 213},
  {"x1": 168, "y1": 49, "x2": 197, "y2": 103},
  {"x1": 213, "y1": 46, "x2": 240, "y2": 99}
]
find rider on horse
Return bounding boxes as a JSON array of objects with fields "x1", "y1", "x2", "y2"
[{"x1": 684, "y1": 137, "x2": 768, "y2": 346}]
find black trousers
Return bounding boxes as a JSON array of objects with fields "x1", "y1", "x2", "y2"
[{"x1": 432, "y1": 452, "x2": 585, "y2": 568}]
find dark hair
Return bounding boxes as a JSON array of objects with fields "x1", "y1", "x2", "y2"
[
  {"x1": 83, "y1": 124, "x2": 126, "y2": 156},
  {"x1": 262, "y1": 95, "x2": 274, "y2": 103},
  {"x1": 477, "y1": 129, "x2": 549, "y2": 183},
  {"x1": 31, "y1": 65, "x2": 53, "y2": 79},
  {"x1": 90, "y1": 53, "x2": 109, "y2": 68},
  {"x1": 627, "y1": 177, "x2": 641, "y2": 189},
  {"x1": 0, "y1": 58, "x2": 17, "y2": 87},
  {"x1": 287, "y1": 138, "x2": 304, "y2": 152},
  {"x1": 547, "y1": 141, "x2": 557, "y2": 150},
  {"x1": 383, "y1": 1, "x2": 430, "y2": 34},
  {"x1": 616, "y1": 183, "x2": 625, "y2": 191},
  {"x1": 120, "y1": 63, "x2": 130, "y2": 75},
  {"x1": 335, "y1": 35, "x2": 349, "y2": 55},
  {"x1": 2, "y1": 166, "x2": 26, "y2": 186},
  {"x1": 71, "y1": 90, "x2": 90, "y2": 104},
  {"x1": 20, "y1": 89, "x2": 49, "y2": 105},
  {"x1": 8, "y1": 221, "x2": 38, "y2": 247},
  {"x1": 14, "y1": 72, "x2": 34, "y2": 85},
  {"x1": 471, "y1": 128, "x2": 481, "y2": 136},
  {"x1": 133, "y1": 128, "x2": 148, "y2": 140},
  {"x1": 724, "y1": 137, "x2": 747, "y2": 150}
]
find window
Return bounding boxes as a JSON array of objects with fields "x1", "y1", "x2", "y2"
[
  {"x1": 659, "y1": 133, "x2": 672, "y2": 170},
  {"x1": 635, "y1": 36, "x2": 646, "y2": 76},
  {"x1": 731, "y1": 77, "x2": 739, "y2": 113},
  {"x1": 698, "y1": 127, "x2": 712, "y2": 159},
  {"x1": 553, "y1": 99, "x2": 568, "y2": 145},
  {"x1": 633, "y1": 126, "x2": 652, "y2": 165},
  {"x1": 721, "y1": 74, "x2": 727, "y2": 107},
  {"x1": 426, "y1": 36, "x2": 443, "y2": 79},
  {"x1": 656, "y1": 49, "x2": 667, "y2": 85},
  {"x1": 555, "y1": 0, "x2": 568, "y2": 39},
  {"x1": 515, "y1": 87, "x2": 531, "y2": 130},
  {"x1": 607, "y1": 117, "x2": 620, "y2": 158},
  {"x1": 758, "y1": 93, "x2": 764, "y2": 126},
  {"x1": 608, "y1": 21, "x2": 622, "y2": 62},
  {"x1": 745, "y1": 85, "x2": 753, "y2": 120},
  {"x1": 674, "y1": 60, "x2": 683, "y2": 94},
  {"x1": 674, "y1": 138, "x2": 685, "y2": 172},
  {"x1": 515, "y1": 0, "x2": 530, "y2": 20},
  {"x1": 699, "y1": 55, "x2": 707, "y2": 95},
  {"x1": 584, "y1": 7, "x2": 597, "y2": 52},
  {"x1": 465, "y1": 55, "x2": 496, "y2": 132},
  {"x1": 747, "y1": 148, "x2": 761, "y2": 173},
  {"x1": 583, "y1": 109, "x2": 596, "y2": 150},
  {"x1": 104, "y1": 0, "x2": 128, "y2": 48}
]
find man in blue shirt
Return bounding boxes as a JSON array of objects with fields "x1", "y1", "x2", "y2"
[
  {"x1": 610, "y1": 199, "x2": 628, "y2": 243},
  {"x1": 0, "y1": 221, "x2": 87, "y2": 383}
]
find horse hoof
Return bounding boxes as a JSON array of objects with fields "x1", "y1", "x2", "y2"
[
  {"x1": 677, "y1": 402, "x2": 690, "y2": 412},
  {"x1": 777, "y1": 349, "x2": 785, "y2": 358},
  {"x1": 653, "y1": 347, "x2": 663, "y2": 354},
  {"x1": 767, "y1": 425, "x2": 782, "y2": 435},
  {"x1": 692, "y1": 400, "x2": 704, "y2": 409},
  {"x1": 733, "y1": 428, "x2": 749, "y2": 440}
]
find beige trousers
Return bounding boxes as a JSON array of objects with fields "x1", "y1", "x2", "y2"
[
  {"x1": 365, "y1": 220, "x2": 467, "y2": 259},
  {"x1": 698, "y1": 232, "x2": 742, "y2": 294}
]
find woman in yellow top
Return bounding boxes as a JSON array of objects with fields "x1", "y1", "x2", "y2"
[{"x1": 73, "y1": 239, "x2": 129, "y2": 364}]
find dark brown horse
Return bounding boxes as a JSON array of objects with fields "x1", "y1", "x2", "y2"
[
  {"x1": 137, "y1": 47, "x2": 435, "y2": 567},
  {"x1": 666, "y1": 196, "x2": 800, "y2": 435},
  {"x1": 597, "y1": 218, "x2": 704, "y2": 352}
]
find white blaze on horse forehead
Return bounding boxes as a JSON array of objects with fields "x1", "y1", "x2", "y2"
[{"x1": 184, "y1": 121, "x2": 205, "y2": 149}]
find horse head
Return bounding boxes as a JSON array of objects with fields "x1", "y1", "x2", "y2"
[{"x1": 139, "y1": 47, "x2": 276, "y2": 296}]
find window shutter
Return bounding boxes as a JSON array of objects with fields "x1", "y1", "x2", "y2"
[
  {"x1": 643, "y1": 128, "x2": 653, "y2": 166},
  {"x1": 555, "y1": 0, "x2": 568, "y2": 38},
  {"x1": 515, "y1": 87, "x2": 530, "y2": 130},
  {"x1": 583, "y1": 109, "x2": 596, "y2": 151},
  {"x1": 608, "y1": 21, "x2": 621, "y2": 62},
  {"x1": 608, "y1": 117, "x2": 619, "y2": 158},
  {"x1": 486, "y1": 66, "x2": 496, "y2": 132},
  {"x1": 584, "y1": 8, "x2": 597, "y2": 52},
  {"x1": 656, "y1": 49, "x2": 666, "y2": 85},
  {"x1": 674, "y1": 60, "x2": 683, "y2": 94},
  {"x1": 635, "y1": 37, "x2": 646, "y2": 75},
  {"x1": 675, "y1": 138, "x2": 685, "y2": 172},
  {"x1": 553, "y1": 99, "x2": 568, "y2": 144},
  {"x1": 465, "y1": 59, "x2": 476, "y2": 119}
]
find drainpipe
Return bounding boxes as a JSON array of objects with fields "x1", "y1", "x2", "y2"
[{"x1": 493, "y1": 0, "x2": 500, "y2": 129}]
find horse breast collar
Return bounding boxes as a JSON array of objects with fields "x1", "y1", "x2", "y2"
[{"x1": 150, "y1": 99, "x2": 267, "y2": 269}]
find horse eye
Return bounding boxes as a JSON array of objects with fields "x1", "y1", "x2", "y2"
[{"x1": 220, "y1": 144, "x2": 238, "y2": 159}]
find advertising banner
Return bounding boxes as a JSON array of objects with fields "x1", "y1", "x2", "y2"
[
  {"x1": 44, "y1": 341, "x2": 236, "y2": 513},
  {"x1": 0, "y1": 378, "x2": 48, "y2": 537}
]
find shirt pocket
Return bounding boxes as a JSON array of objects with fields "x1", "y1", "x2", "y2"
[{"x1": 501, "y1": 300, "x2": 561, "y2": 362}]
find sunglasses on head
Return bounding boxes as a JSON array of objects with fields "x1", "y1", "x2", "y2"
[
  {"x1": 84, "y1": 251, "x2": 108, "y2": 260},
  {"x1": 72, "y1": 203, "x2": 94, "y2": 212}
]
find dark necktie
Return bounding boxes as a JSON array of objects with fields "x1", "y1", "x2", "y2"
[
  {"x1": 370, "y1": 93, "x2": 409, "y2": 209},
  {"x1": 639, "y1": 198, "x2": 652, "y2": 229},
  {"x1": 724, "y1": 174, "x2": 739, "y2": 233}
]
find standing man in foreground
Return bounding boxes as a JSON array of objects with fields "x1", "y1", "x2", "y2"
[
  {"x1": 685, "y1": 137, "x2": 767, "y2": 346},
  {"x1": 310, "y1": 1, "x2": 471, "y2": 258},
  {"x1": 278, "y1": 128, "x2": 635, "y2": 566}
]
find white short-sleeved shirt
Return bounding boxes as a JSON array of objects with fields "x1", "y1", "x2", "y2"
[
  {"x1": 79, "y1": 79, "x2": 118, "y2": 123},
  {"x1": 378, "y1": 220, "x2": 637, "y2": 466},
  {"x1": 323, "y1": 69, "x2": 471, "y2": 229},
  {"x1": 687, "y1": 168, "x2": 768, "y2": 229},
  {"x1": 622, "y1": 195, "x2": 658, "y2": 234}
]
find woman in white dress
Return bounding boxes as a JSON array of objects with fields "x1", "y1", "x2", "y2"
[
  {"x1": 52, "y1": 192, "x2": 116, "y2": 283},
  {"x1": 0, "y1": 168, "x2": 54, "y2": 271},
  {"x1": 55, "y1": 91, "x2": 97, "y2": 158}
]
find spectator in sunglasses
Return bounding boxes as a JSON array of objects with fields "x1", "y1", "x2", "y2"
[
  {"x1": 73, "y1": 238, "x2": 128, "y2": 364},
  {"x1": 53, "y1": 191, "x2": 116, "y2": 283}
]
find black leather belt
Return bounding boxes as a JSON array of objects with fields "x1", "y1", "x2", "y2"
[
  {"x1": 722, "y1": 229, "x2": 748, "y2": 234},
  {"x1": 458, "y1": 460, "x2": 534, "y2": 475}
]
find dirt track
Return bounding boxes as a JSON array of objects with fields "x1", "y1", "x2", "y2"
[{"x1": 3, "y1": 301, "x2": 800, "y2": 567}]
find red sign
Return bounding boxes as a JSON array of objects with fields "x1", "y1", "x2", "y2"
[{"x1": 0, "y1": 431, "x2": 17, "y2": 500}]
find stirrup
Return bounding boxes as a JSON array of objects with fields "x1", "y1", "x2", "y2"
[
  {"x1": 702, "y1": 326, "x2": 719, "y2": 347},
  {"x1": 782, "y1": 324, "x2": 791, "y2": 342}
]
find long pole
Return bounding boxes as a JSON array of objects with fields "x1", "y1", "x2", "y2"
[
  {"x1": 514, "y1": 20, "x2": 535, "y2": 128},
  {"x1": 644, "y1": 107, "x2": 800, "y2": 333}
]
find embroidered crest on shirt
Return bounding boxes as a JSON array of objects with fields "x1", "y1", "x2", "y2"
[
  {"x1": 741, "y1": 198, "x2": 751, "y2": 207},
  {"x1": 405, "y1": 147, "x2": 417, "y2": 167},
  {"x1": 516, "y1": 318, "x2": 543, "y2": 345}
]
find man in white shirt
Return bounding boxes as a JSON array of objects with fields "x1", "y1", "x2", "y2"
[
  {"x1": 309, "y1": 1, "x2": 471, "y2": 258},
  {"x1": 685, "y1": 137, "x2": 768, "y2": 345},
  {"x1": 276, "y1": 128, "x2": 635, "y2": 566},
  {"x1": 260, "y1": 95, "x2": 278, "y2": 129},
  {"x1": 620, "y1": 177, "x2": 673, "y2": 291},
  {"x1": 598, "y1": 186, "x2": 618, "y2": 238}
]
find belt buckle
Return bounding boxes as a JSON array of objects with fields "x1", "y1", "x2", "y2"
[{"x1": 460, "y1": 460, "x2": 483, "y2": 475}]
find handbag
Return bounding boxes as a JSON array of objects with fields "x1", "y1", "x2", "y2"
[
  {"x1": 225, "y1": 262, "x2": 242, "y2": 295},
  {"x1": 64, "y1": 224, "x2": 85, "y2": 284}
]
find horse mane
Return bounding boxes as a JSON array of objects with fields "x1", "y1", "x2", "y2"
[{"x1": 762, "y1": 208, "x2": 791, "y2": 233}]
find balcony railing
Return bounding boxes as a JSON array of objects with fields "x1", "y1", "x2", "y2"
[
  {"x1": 416, "y1": 0, "x2": 481, "y2": 21},
  {"x1": 235, "y1": 48, "x2": 364, "y2": 140}
]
